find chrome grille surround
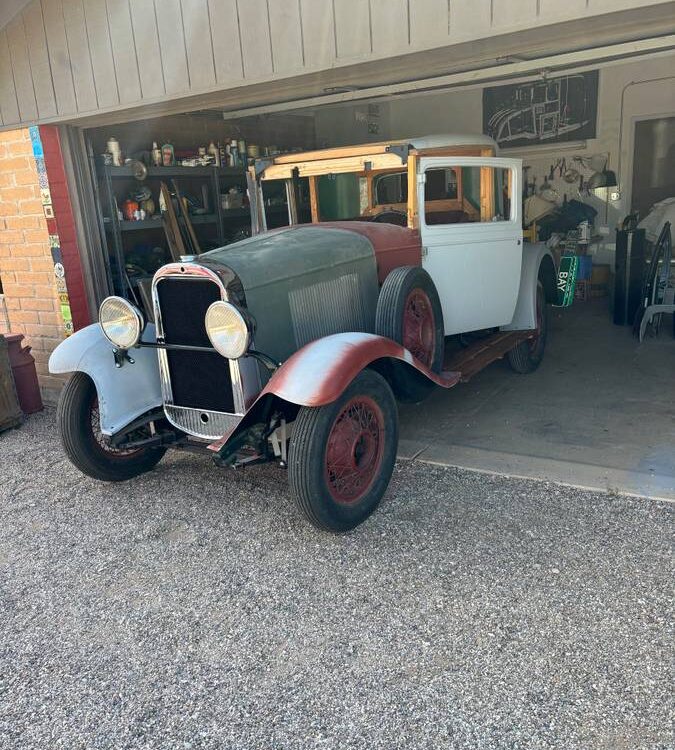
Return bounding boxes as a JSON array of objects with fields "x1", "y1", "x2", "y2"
[
  {"x1": 152, "y1": 263, "x2": 246, "y2": 440},
  {"x1": 164, "y1": 405, "x2": 242, "y2": 441}
]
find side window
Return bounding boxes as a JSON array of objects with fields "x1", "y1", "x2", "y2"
[
  {"x1": 260, "y1": 177, "x2": 312, "y2": 227},
  {"x1": 424, "y1": 166, "x2": 512, "y2": 225},
  {"x1": 374, "y1": 172, "x2": 407, "y2": 206}
]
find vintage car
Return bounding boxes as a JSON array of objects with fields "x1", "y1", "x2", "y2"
[{"x1": 50, "y1": 134, "x2": 565, "y2": 532}]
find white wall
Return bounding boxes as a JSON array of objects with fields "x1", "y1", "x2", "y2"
[{"x1": 315, "y1": 52, "x2": 675, "y2": 256}]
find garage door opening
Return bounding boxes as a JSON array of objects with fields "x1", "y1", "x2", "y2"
[{"x1": 62, "y1": 61, "x2": 674, "y2": 500}]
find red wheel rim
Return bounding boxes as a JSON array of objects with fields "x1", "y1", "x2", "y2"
[
  {"x1": 324, "y1": 396, "x2": 385, "y2": 505},
  {"x1": 403, "y1": 289, "x2": 435, "y2": 367}
]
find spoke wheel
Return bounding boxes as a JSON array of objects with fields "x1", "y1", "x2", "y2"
[
  {"x1": 89, "y1": 395, "x2": 142, "y2": 458},
  {"x1": 288, "y1": 369, "x2": 398, "y2": 532},
  {"x1": 325, "y1": 396, "x2": 385, "y2": 505},
  {"x1": 403, "y1": 289, "x2": 436, "y2": 366},
  {"x1": 57, "y1": 372, "x2": 166, "y2": 482},
  {"x1": 375, "y1": 266, "x2": 444, "y2": 403}
]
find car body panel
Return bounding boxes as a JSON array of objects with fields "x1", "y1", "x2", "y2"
[
  {"x1": 317, "y1": 221, "x2": 422, "y2": 282},
  {"x1": 49, "y1": 323, "x2": 162, "y2": 436},
  {"x1": 502, "y1": 242, "x2": 557, "y2": 330},
  {"x1": 207, "y1": 332, "x2": 462, "y2": 454},
  {"x1": 417, "y1": 156, "x2": 524, "y2": 334}
]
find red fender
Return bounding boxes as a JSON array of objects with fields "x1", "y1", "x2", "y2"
[{"x1": 208, "y1": 332, "x2": 459, "y2": 453}]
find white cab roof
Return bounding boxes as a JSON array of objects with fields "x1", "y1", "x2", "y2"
[{"x1": 406, "y1": 134, "x2": 498, "y2": 151}]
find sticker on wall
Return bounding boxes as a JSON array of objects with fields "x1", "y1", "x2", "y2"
[
  {"x1": 29, "y1": 126, "x2": 43, "y2": 158},
  {"x1": 40, "y1": 188, "x2": 52, "y2": 206}
]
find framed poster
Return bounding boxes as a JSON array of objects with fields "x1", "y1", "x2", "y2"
[{"x1": 483, "y1": 71, "x2": 599, "y2": 148}]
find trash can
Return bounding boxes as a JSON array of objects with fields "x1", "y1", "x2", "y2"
[{"x1": 5, "y1": 333, "x2": 43, "y2": 414}]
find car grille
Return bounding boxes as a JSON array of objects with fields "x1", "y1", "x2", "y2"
[{"x1": 155, "y1": 276, "x2": 235, "y2": 415}]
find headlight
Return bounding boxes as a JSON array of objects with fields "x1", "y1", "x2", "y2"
[
  {"x1": 205, "y1": 301, "x2": 250, "y2": 359},
  {"x1": 99, "y1": 296, "x2": 144, "y2": 349}
]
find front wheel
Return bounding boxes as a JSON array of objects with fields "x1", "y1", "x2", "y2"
[
  {"x1": 288, "y1": 369, "x2": 398, "y2": 532},
  {"x1": 57, "y1": 372, "x2": 165, "y2": 481},
  {"x1": 507, "y1": 281, "x2": 548, "y2": 374}
]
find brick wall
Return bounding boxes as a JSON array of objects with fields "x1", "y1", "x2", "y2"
[{"x1": 0, "y1": 128, "x2": 66, "y2": 403}]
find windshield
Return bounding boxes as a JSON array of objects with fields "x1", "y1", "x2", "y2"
[{"x1": 316, "y1": 173, "x2": 369, "y2": 220}]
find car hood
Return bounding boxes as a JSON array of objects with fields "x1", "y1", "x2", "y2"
[{"x1": 201, "y1": 225, "x2": 374, "y2": 293}]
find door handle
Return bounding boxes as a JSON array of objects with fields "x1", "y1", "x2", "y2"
[{"x1": 517, "y1": 239, "x2": 522, "y2": 245}]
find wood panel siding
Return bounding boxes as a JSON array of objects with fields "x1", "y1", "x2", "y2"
[
  {"x1": 106, "y1": 0, "x2": 142, "y2": 104},
  {"x1": 0, "y1": 31, "x2": 20, "y2": 124},
  {"x1": 299, "y1": 0, "x2": 334, "y2": 69},
  {"x1": 181, "y1": 0, "x2": 216, "y2": 90},
  {"x1": 82, "y1": 0, "x2": 117, "y2": 109},
  {"x1": 128, "y1": 0, "x2": 165, "y2": 99},
  {"x1": 333, "y1": 0, "x2": 371, "y2": 59},
  {"x1": 237, "y1": 0, "x2": 273, "y2": 79},
  {"x1": 22, "y1": 2, "x2": 56, "y2": 117},
  {"x1": 155, "y1": 0, "x2": 190, "y2": 95},
  {"x1": 207, "y1": 0, "x2": 244, "y2": 83},
  {"x1": 409, "y1": 0, "x2": 450, "y2": 47},
  {"x1": 61, "y1": 0, "x2": 98, "y2": 113},
  {"x1": 41, "y1": 0, "x2": 77, "y2": 116},
  {"x1": 0, "y1": 0, "x2": 672, "y2": 127},
  {"x1": 370, "y1": 0, "x2": 410, "y2": 55},
  {"x1": 268, "y1": 0, "x2": 304, "y2": 73},
  {"x1": 6, "y1": 15, "x2": 38, "y2": 121}
]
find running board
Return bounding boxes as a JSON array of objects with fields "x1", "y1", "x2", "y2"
[{"x1": 445, "y1": 330, "x2": 534, "y2": 383}]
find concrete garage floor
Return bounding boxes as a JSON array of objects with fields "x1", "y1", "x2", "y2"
[{"x1": 399, "y1": 300, "x2": 675, "y2": 501}]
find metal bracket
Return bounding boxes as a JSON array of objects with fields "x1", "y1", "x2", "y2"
[
  {"x1": 385, "y1": 144, "x2": 410, "y2": 164},
  {"x1": 254, "y1": 157, "x2": 275, "y2": 178},
  {"x1": 269, "y1": 418, "x2": 291, "y2": 467},
  {"x1": 246, "y1": 349, "x2": 280, "y2": 372},
  {"x1": 112, "y1": 348, "x2": 135, "y2": 368}
]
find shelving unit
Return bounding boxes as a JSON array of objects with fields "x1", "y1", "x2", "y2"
[{"x1": 95, "y1": 163, "x2": 254, "y2": 296}]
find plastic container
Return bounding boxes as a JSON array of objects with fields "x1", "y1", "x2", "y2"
[
  {"x1": 5, "y1": 333, "x2": 43, "y2": 414},
  {"x1": 577, "y1": 255, "x2": 593, "y2": 281}
]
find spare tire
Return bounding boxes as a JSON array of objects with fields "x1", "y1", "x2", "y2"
[{"x1": 375, "y1": 266, "x2": 444, "y2": 403}]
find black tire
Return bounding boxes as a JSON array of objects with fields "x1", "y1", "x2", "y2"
[
  {"x1": 57, "y1": 372, "x2": 165, "y2": 482},
  {"x1": 375, "y1": 266, "x2": 444, "y2": 403},
  {"x1": 507, "y1": 281, "x2": 548, "y2": 374},
  {"x1": 288, "y1": 369, "x2": 398, "y2": 533}
]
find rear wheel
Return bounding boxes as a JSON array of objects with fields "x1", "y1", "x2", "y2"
[
  {"x1": 375, "y1": 266, "x2": 444, "y2": 403},
  {"x1": 57, "y1": 372, "x2": 165, "y2": 481},
  {"x1": 507, "y1": 281, "x2": 548, "y2": 374},
  {"x1": 288, "y1": 369, "x2": 398, "y2": 532}
]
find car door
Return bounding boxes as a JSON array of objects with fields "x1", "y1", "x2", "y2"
[{"x1": 417, "y1": 156, "x2": 523, "y2": 335}]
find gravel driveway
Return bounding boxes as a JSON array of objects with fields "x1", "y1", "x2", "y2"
[{"x1": 1, "y1": 411, "x2": 672, "y2": 749}]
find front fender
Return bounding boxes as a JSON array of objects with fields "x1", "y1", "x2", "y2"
[
  {"x1": 208, "y1": 332, "x2": 460, "y2": 453},
  {"x1": 49, "y1": 324, "x2": 162, "y2": 436},
  {"x1": 502, "y1": 243, "x2": 557, "y2": 331}
]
